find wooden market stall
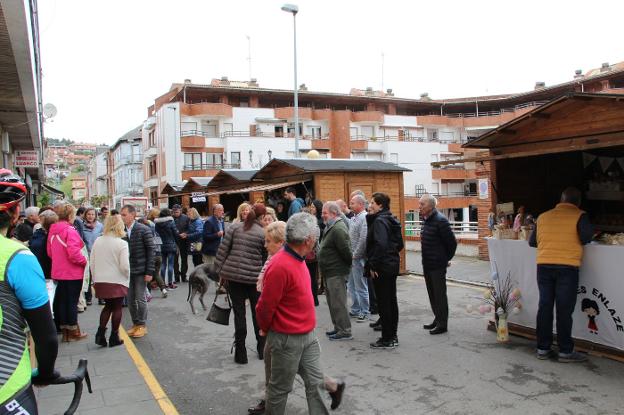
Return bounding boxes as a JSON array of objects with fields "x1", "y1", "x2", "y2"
[
  {"x1": 205, "y1": 169, "x2": 257, "y2": 219},
  {"x1": 438, "y1": 93, "x2": 624, "y2": 359},
  {"x1": 246, "y1": 158, "x2": 411, "y2": 272},
  {"x1": 180, "y1": 177, "x2": 213, "y2": 215}
]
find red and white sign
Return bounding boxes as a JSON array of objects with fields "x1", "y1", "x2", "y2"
[{"x1": 14, "y1": 150, "x2": 40, "y2": 168}]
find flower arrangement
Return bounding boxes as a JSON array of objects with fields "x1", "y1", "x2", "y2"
[{"x1": 466, "y1": 263, "x2": 522, "y2": 342}]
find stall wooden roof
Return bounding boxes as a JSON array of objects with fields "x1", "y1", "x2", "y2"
[
  {"x1": 207, "y1": 169, "x2": 258, "y2": 188},
  {"x1": 433, "y1": 93, "x2": 624, "y2": 166},
  {"x1": 253, "y1": 158, "x2": 410, "y2": 180}
]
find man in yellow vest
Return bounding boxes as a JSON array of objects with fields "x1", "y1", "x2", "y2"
[
  {"x1": 0, "y1": 170, "x2": 59, "y2": 414},
  {"x1": 529, "y1": 187, "x2": 593, "y2": 363}
]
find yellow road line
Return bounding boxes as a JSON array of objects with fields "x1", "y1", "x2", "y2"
[{"x1": 120, "y1": 327, "x2": 179, "y2": 415}]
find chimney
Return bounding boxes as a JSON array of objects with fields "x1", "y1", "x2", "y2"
[
  {"x1": 601, "y1": 62, "x2": 611, "y2": 72},
  {"x1": 184, "y1": 79, "x2": 192, "y2": 84},
  {"x1": 220, "y1": 76, "x2": 229, "y2": 85},
  {"x1": 420, "y1": 92, "x2": 430, "y2": 100},
  {"x1": 365, "y1": 87, "x2": 374, "y2": 96},
  {"x1": 249, "y1": 78, "x2": 258, "y2": 87},
  {"x1": 574, "y1": 69, "x2": 583, "y2": 79},
  {"x1": 386, "y1": 88, "x2": 394, "y2": 96},
  {"x1": 534, "y1": 81, "x2": 546, "y2": 90},
  {"x1": 299, "y1": 83, "x2": 308, "y2": 91}
]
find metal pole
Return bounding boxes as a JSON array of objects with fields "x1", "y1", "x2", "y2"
[{"x1": 293, "y1": 13, "x2": 299, "y2": 157}]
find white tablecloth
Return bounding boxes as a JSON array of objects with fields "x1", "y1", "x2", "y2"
[{"x1": 487, "y1": 238, "x2": 624, "y2": 352}]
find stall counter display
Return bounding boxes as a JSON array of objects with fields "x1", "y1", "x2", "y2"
[{"x1": 487, "y1": 238, "x2": 624, "y2": 353}]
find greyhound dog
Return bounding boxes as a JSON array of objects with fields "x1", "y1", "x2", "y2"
[{"x1": 187, "y1": 263, "x2": 213, "y2": 314}]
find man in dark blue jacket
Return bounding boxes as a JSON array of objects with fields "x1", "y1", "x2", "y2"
[
  {"x1": 202, "y1": 204, "x2": 225, "y2": 266},
  {"x1": 419, "y1": 194, "x2": 457, "y2": 335}
]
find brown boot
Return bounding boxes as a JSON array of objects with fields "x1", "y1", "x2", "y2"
[
  {"x1": 61, "y1": 327, "x2": 70, "y2": 342},
  {"x1": 66, "y1": 325, "x2": 88, "y2": 342}
]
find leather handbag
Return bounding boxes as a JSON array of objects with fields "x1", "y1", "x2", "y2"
[{"x1": 206, "y1": 287, "x2": 232, "y2": 325}]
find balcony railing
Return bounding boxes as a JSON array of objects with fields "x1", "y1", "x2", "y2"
[
  {"x1": 182, "y1": 163, "x2": 241, "y2": 171},
  {"x1": 123, "y1": 155, "x2": 143, "y2": 164},
  {"x1": 181, "y1": 130, "x2": 330, "y2": 140},
  {"x1": 445, "y1": 101, "x2": 548, "y2": 118},
  {"x1": 404, "y1": 220, "x2": 479, "y2": 237},
  {"x1": 350, "y1": 135, "x2": 467, "y2": 144}
]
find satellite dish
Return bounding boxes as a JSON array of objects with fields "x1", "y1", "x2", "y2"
[{"x1": 43, "y1": 103, "x2": 57, "y2": 120}]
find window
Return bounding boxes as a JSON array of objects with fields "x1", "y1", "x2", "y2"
[
  {"x1": 184, "y1": 153, "x2": 202, "y2": 169},
  {"x1": 350, "y1": 127, "x2": 358, "y2": 138},
  {"x1": 239, "y1": 101, "x2": 249, "y2": 108},
  {"x1": 148, "y1": 131, "x2": 156, "y2": 147},
  {"x1": 149, "y1": 159, "x2": 157, "y2": 177},
  {"x1": 427, "y1": 129, "x2": 438, "y2": 141},
  {"x1": 230, "y1": 152, "x2": 241, "y2": 167},
  {"x1": 361, "y1": 125, "x2": 374, "y2": 139},
  {"x1": 203, "y1": 124, "x2": 217, "y2": 137},
  {"x1": 205, "y1": 153, "x2": 223, "y2": 166},
  {"x1": 287, "y1": 123, "x2": 302, "y2": 136},
  {"x1": 275, "y1": 125, "x2": 284, "y2": 137},
  {"x1": 181, "y1": 122, "x2": 197, "y2": 133},
  {"x1": 308, "y1": 126, "x2": 322, "y2": 138}
]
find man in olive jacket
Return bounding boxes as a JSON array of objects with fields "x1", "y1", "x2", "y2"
[{"x1": 319, "y1": 201, "x2": 353, "y2": 341}]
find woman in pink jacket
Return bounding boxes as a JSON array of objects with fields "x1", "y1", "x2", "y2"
[{"x1": 48, "y1": 202, "x2": 88, "y2": 342}]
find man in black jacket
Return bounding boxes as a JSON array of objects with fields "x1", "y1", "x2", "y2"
[
  {"x1": 172, "y1": 204, "x2": 190, "y2": 282},
  {"x1": 419, "y1": 194, "x2": 457, "y2": 335},
  {"x1": 121, "y1": 204, "x2": 155, "y2": 338},
  {"x1": 201, "y1": 204, "x2": 224, "y2": 266},
  {"x1": 366, "y1": 192, "x2": 403, "y2": 349}
]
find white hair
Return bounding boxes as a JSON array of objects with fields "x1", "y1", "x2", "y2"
[
  {"x1": 286, "y1": 212, "x2": 319, "y2": 245},
  {"x1": 420, "y1": 193, "x2": 437, "y2": 208},
  {"x1": 25, "y1": 206, "x2": 40, "y2": 217},
  {"x1": 351, "y1": 194, "x2": 366, "y2": 206},
  {"x1": 323, "y1": 201, "x2": 341, "y2": 216}
]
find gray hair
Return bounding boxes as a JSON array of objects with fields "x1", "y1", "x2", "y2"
[
  {"x1": 25, "y1": 206, "x2": 40, "y2": 217},
  {"x1": 323, "y1": 201, "x2": 341, "y2": 216},
  {"x1": 351, "y1": 194, "x2": 366, "y2": 206},
  {"x1": 350, "y1": 189, "x2": 365, "y2": 198},
  {"x1": 286, "y1": 212, "x2": 320, "y2": 245},
  {"x1": 213, "y1": 203, "x2": 224, "y2": 212},
  {"x1": 420, "y1": 193, "x2": 437, "y2": 208}
]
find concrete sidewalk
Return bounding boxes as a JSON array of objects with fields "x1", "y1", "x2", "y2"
[{"x1": 35, "y1": 304, "x2": 168, "y2": 415}]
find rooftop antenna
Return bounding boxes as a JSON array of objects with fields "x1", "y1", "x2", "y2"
[{"x1": 246, "y1": 35, "x2": 252, "y2": 80}]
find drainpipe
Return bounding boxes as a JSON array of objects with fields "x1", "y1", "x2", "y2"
[{"x1": 475, "y1": 99, "x2": 479, "y2": 117}]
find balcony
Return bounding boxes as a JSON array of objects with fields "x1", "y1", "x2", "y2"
[
  {"x1": 352, "y1": 111, "x2": 383, "y2": 123},
  {"x1": 311, "y1": 138, "x2": 331, "y2": 150},
  {"x1": 183, "y1": 163, "x2": 241, "y2": 171},
  {"x1": 431, "y1": 167, "x2": 476, "y2": 180},
  {"x1": 274, "y1": 107, "x2": 313, "y2": 120},
  {"x1": 123, "y1": 154, "x2": 143, "y2": 164},
  {"x1": 180, "y1": 102, "x2": 232, "y2": 118},
  {"x1": 181, "y1": 135, "x2": 206, "y2": 148}
]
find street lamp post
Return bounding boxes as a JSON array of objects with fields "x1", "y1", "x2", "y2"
[{"x1": 281, "y1": 3, "x2": 299, "y2": 157}]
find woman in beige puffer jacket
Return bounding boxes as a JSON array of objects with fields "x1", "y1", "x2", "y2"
[{"x1": 215, "y1": 203, "x2": 267, "y2": 364}]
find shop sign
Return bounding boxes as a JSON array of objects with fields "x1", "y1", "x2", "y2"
[
  {"x1": 191, "y1": 192, "x2": 206, "y2": 203},
  {"x1": 496, "y1": 202, "x2": 514, "y2": 215},
  {"x1": 478, "y1": 178, "x2": 489, "y2": 200},
  {"x1": 14, "y1": 150, "x2": 39, "y2": 168}
]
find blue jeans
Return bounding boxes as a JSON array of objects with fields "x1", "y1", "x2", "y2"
[
  {"x1": 536, "y1": 265, "x2": 579, "y2": 354},
  {"x1": 161, "y1": 251, "x2": 176, "y2": 285},
  {"x1": 347, "y1": 259, "x2": 369, "y2": 316}
]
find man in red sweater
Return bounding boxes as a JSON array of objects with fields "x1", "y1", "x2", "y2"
[{"x1": 256, "y1": 213, "x2": 344, "y2": 414}]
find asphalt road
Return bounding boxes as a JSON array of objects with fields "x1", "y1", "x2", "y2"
[{"x1": 124, "y1": 261, "x2": 624, "y2": 415}]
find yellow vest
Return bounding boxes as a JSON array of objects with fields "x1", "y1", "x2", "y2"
[{"x1": 536, "y1": 203, "x2": 584, "y2": 267}]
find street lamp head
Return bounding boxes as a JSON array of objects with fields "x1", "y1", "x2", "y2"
[{"x1": 281, "y1": 3, "x2": 298, "y2": 14}]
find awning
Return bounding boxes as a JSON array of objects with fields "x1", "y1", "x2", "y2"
[
  {"x1": 223, "y1": 180, "x2": 303, "y2": 195},
  {"x1": 41, "y1": 183, "x2": 64, "y2": 196}
]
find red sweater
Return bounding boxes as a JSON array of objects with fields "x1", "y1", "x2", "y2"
[{"x1": 256, "y1": 246, "x2": 316, "y2": 334}]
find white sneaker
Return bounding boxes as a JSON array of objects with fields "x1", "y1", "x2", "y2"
[{"x1": 161, "y1": 288, "x2": 168, "y2": 298}]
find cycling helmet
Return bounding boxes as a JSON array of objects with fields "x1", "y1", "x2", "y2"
[{"x1": 0, "y1": 169, "x2": 27, "y2": 212}]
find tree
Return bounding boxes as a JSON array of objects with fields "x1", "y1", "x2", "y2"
[
  {"x1": 60, "y1": 174, "x2": 73, "y2": 199},
  {"x1": 37, "y1": 192, "x2": 50, "y2": 208},
  {"x1": 90, "y1": 195, "x2": 108, "y2": 207}
]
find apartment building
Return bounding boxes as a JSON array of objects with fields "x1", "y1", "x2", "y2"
[
  {"x1": 111, "y1": 126, "x2": 143, "y2": 209},
  {"x1": 71, "y1": 174, "x2": 87, "y2": 201},
  {"x1": 143, "y1": 62, "x2": 624, "y2": 217},
  {"x1": 85, "y1": 145, "x2": 111, "y2": 207}
]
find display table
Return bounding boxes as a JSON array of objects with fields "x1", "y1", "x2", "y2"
[{"x1": 487, "y1": 238, "x2": 624, "y2": 354}]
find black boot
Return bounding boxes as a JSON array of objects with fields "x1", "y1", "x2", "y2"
[
  {"x1": 95, "y1": 327, "x2": 108, "y2": 347},
  {"x1": 234, "y1": 344, "x2": 248, "y2": 364},
  {"x1": 109, "y1": 330, "x2": 124, "y2": 347}
]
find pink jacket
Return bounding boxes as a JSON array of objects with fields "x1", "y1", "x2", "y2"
[{"x1": 47, "y1": 220, "x2": 87, "y2": 280}]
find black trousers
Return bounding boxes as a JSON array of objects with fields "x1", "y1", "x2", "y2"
[
  {"x1": 174, "y1": 241, "x2": 188, "y2": 281},
  {"x1": 191, "y1": 254, "x2": 203, "y2": 267},
  {"x1": 373, "y1": 273, "x2": 399, "y2": 341},
  {"x1": 368, "y1": 276, "x2": 378, "y2": 313},
  {"x1": 227, "y1": 280, "x2": 261, "y2": 347},
  {"x1": 54, "y1": 279, "x2": 83, "y2": 327},
  {"x1": 306, "y1": 260, "x2": 319, "y2": 306},
  {"x1": 424, "y1": 267, "x2": 448, "y2": 329}
]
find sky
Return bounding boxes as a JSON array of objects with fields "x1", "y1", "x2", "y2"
[{"x1": 38, "y1": 0, "x2": 624, "y2": 145}]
